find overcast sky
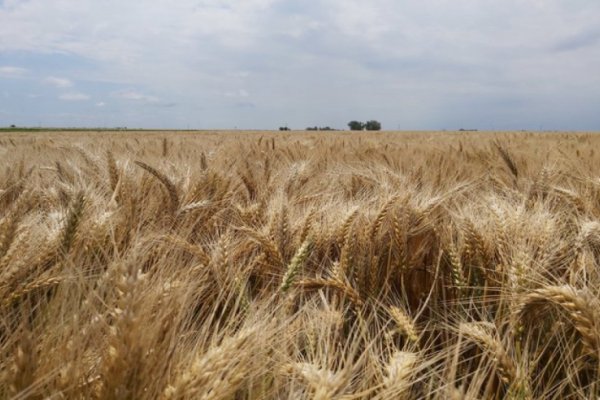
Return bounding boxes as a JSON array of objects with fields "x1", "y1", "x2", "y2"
[{"x1": 1, "y1": 0, "x2": 599, "y2": 130}]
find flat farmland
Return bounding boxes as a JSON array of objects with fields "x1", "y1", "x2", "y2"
[{"x1": 2, "y1": 130, "x2": 600, "y2": 399}]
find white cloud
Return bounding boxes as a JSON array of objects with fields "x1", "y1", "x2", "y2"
[
  {"x1": 224, "y1": 89, "x2": 249, "y2": 98},
  {"x1": 230, "y1": 71, "x2": 250, "y2": 78},
  {"x1": 96, "y1": 101, "x2": 105, "y2": 107},
  {"x1": 113, "y1": 90, "x2": 159, "y2": 103},
  {"x1": 44, "y1": 76, "x2": 73, "y2": 88},
  {"x1": 0, "y1": 66, "x2": 27, "y2": 77},
  {"x1": 59, "y1": 92, "x2": 90, "y2": 101}
]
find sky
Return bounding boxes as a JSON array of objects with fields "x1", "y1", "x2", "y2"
[{"x1": 1, "y1": 0, "x2": 599, "y2": 130}]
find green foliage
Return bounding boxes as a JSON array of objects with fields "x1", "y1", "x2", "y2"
[
  {"x1": 347, "y1": 121, "x2": 365, "y2": 131},
  {"x1": 365, "y1": 120, "x2": 382, "y2": 131},
  {"x1": 348, "y1": 120, "x2": 381, "y2": 131}
]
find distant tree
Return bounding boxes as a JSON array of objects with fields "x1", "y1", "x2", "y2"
[
  {"x1": 365, "y1": 120, "x2": 381, "y2": 131},
  {"x1": 10, "y1": 124, "x2": 16, "y2": 128},
  {"x1": 348, "y1": 121, "x2": 364, "y2": 131},
  {"x1": 307, "y1": 126, "x2": 335, "y2": 131},
  {"x1": 279, "y1": 126, "x2": 290, "y2": 131}
]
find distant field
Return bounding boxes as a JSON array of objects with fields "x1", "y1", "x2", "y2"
[{"x1": 2, "y1": 130, "x2": 600, "y2": 399}]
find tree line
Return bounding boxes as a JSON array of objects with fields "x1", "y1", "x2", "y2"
[
  {"x1": 347, "y1": 120, "x2": 381, "y2": 131},
  {"x1": 278, "y1": 120, "x2": 382, "y2": 131}
]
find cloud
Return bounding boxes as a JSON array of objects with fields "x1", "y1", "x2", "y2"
[
  {"x1": 0, "y1": 0, "x2": 600, "y2": 129},
  {"x1": 59, "y1": 92, "x2": 90, "y2": 101},
  {"x1": 44, "y1": 76, "x2": 73, "y2": 88},
  {"x1": 230, "y1": 71, "x2": 250, "y2": 78},
  {"x1": 0, "y1": 66, "x2": 27, "y2": 77},
  {"x1": 224, "y1": 89, "x2": 249, "y2": 98},
  {"x1": 113, "y1": 90, "x2": 159, "y2": 103},
  {"x1": 153, "y1": 102, "x2": 177, "y2": 108},
  {"x1": 234, "y1": 101, "x2": 256, "y2": 109},
  {"x1": 95, "y1": 101, "x2": 105, "y2": 107},
  {"x1": 552, "y1": 29, "x2": 600, "y2": 52}
]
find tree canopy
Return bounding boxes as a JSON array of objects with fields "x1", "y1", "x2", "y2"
[{"x1": 348, "y1": 120, "x2": 381, "y2": 131}]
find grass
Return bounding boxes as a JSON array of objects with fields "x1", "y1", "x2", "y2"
[{"x1": 1, "y1": 129, "x2": 600, "y2": 399}]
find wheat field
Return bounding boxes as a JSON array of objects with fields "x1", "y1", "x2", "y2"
[{"x1": 1, "y1": 130, "x2": 600, "y2": 399}]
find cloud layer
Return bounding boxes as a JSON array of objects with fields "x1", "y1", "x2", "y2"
[{"x1": 1, "y1": 0, "x2": 600, "y2": 129}]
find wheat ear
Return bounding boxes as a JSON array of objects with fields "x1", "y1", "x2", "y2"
[
  {"x1": 135, "y1": 161, "x2": 180, "y2": 214},
  {"x1": 383, "y1": 351, "x2": 417, "y2": 393},
  {"x1": 514, "y1": 285, "x2": 600, "y2": 359},
  {"x1": 280, "y1": 239, "x2": 312, "y2": 292},
  {"x1": 459, "y1": 322, "x2": 517, "y2": 385},
  {"x1": 389, "y1": 306, "x2": 418, "y2": 343}
]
